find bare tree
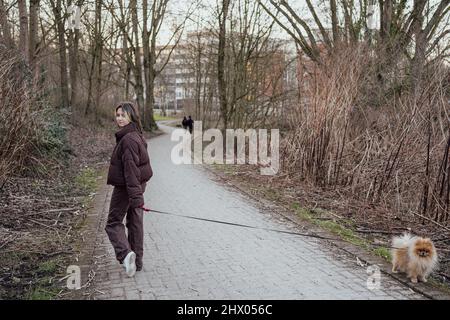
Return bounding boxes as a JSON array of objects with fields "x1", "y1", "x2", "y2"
[
  {"x1": 107, "y1": 0, "x2": 192, "y2": 130},
  {"x1": 258, "y1": 0, "x2": 449, "y2": 88},
  {"x1": 217, "y1": 0, "x2": 230, "y2": 128},
  {"x1": 18, "y1": 0, "x2": 29, "y2": 58},
  {"x1": 142, "y1": 0, "x2": 192, "y2": 130},
  {"x1": 410, "y1": 0, "x2": 449, "y2": 88},
  {"x1": 28, "y1": 0, "x2": 39, "y2": 68},
  {"x1": 68, "y1": 0, "x2": 83, "y2": 109},
  {"x1": 49, "y1": 0, "x2": 69, "y2": 108},
  {"x1": 257, "y1": 0, "x2": 324, "y2": 63},
  {"x1": 93, "y1": 0, "x2": 103, "y2": 120},
  {"x1": 0, "y1": 0, "x2": 14, "y2": 49},
  {"x1": 128, "y1": 0, "x2": 145, "y2": 114}
]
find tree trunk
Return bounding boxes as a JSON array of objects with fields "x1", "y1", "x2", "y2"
[
  {"x1": 18, "y1": 0, "x2": 29, "y2": 59},
  {"x1": 195, "y1": 30, "x2": 202, "y2": 120},
  {"x1": 28, "y1": 0, "x2": 39, "y2": 68},
  {"x1": 145, "y1": 59, "x2": 157, "y2": 130},
  {"x1": 117, "y1": 0, "x2": 131, "y2": 99},
  {"x1": 130, "y1": 0, "x2": 145, "y2": 114},
  {"x1": 330, "y1": 0, "x2": 339, "y2": 44},
  {"x1": 0, "y1": 0, "x2": 14, "y2": 49},
  {"x1": 411, "y1": 3, "x2": 426, "y2": 92},
  {"x1": 85, "y1": 57, "x2": 96, "y2": 115},
  {"x1": 94, "y1": 0, "x2": 103, "y2": 122},
  {"x1": 144, "y1": 0, "x2": 159, "y2": 131},
  {"x1": 342, "y1": 0, "x2": 357, "y2": 43},
  {"x1": 68, "y1": 0, "x2": 81, "y2": 112},
  {"x1": 51, "y1": 0, "x2": 70, "y2": 108},
  {"x1": 142, "y1": 0, "x2": 165, "y2": 131},
  {"x1": 123, "y1": 26, "x2": 131, "y2": 99},
  {"x1": 218, "y1": 0, "x2": 230, "y2": 129},
  {"x1": 380, "y1": 0, "x2": 393, "y2": 41},
  {"x1": 142, "y1": 0, "x2": 149, "y2": 118}
]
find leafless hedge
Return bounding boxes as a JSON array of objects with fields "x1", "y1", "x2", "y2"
[
  {"x1": 0, "y1": 48, "x2": 36, "y2": 188},
  {"x1": 282, "y1": 44, "x2": 450, "y2": 224}
]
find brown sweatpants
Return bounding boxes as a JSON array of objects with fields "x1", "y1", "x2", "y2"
[{"x1": 105, "y1": 183, "x2": 146, "y2": 269}]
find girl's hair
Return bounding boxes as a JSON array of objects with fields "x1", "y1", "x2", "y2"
[{"x1": 115, "y1": 101, "x2": 143, "y2": 134}]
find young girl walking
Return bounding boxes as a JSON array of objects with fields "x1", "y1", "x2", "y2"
[{"x1": 105, "y1": 102, "x2": 153, "y2": 277}]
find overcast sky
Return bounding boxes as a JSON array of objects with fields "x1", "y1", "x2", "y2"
[
  {"x1": 157, "y1": 0, "x2": 448, "y2": 46},
  {"x1": 157, "y1": 0, "x2": 384, "y2": 45}
]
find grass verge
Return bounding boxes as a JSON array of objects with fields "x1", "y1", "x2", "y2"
[
  {"x1": 25, "y1": 166, "x2": 103, "y2": 300},
  {"x1": 291, "y1": 202, "x2": 392, "y2": 261}
]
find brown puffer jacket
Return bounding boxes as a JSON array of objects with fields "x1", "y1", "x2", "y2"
[{"x1": 107, "y1": 122, "x2": 153, "y2": 208}]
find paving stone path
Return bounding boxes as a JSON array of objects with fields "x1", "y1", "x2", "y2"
[{"x1": 89, "y1": 122, "x2": 425, "y2": 300}]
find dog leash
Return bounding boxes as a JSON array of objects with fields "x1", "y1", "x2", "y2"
[
  {"x1": 148, "y1": 208, "x2": 338, "y2": 240},
  {"x1": 145, "y1": 208, "x2": 402, "y2": 250}
]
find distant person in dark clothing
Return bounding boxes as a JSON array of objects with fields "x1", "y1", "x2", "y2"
[
  {"x1": 187, "y1": 116, "x2": 194, "y2": 134},
  {"x1": 182, "y1": 116, "x2": 188, "y2": 130}
]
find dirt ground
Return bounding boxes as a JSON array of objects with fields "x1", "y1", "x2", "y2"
[{"x1": 0, "y1": 120, "x2": 117, "y2": 299}]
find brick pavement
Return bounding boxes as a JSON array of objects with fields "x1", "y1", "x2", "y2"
[{"x1": 86, "y1": 123, "x2": 427, "y2": 300}]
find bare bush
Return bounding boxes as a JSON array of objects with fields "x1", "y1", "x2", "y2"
[
  {"x1": 0, "y1": 48, "x2": 36, "y2": 188},
  {"x1": 282, "y1": 44, "x2": 450, "y2": 224}
]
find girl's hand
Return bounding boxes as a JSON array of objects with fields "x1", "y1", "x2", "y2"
[{"x1": 139, "y1": 204, "x2": 151, "y2": 212}]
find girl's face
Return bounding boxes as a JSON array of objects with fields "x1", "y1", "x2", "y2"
[{"x1": 116, "y1": 107, "x2": 131, "y2": 127}]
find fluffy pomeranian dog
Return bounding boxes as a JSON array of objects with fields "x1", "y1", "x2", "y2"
[{"x1": 391, "y1": 233, "x2": 438, "y2": 283}]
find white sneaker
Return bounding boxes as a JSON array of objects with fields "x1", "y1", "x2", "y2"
[{"x1": 123, "y1": 251, "x2": 136, "y2": 277}]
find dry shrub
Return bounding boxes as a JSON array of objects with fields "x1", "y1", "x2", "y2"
[
  {"x1": 0, "y1": 47, "x2": 73, "y2": 186},
  {"x1": 0, "y1": 48, "x2": 36, "y2": 187},
  {"x1": 282, "y1": 45, "x2": 365, "y2": 184},
  {"x1": 282, "y1": 44, "x2": 450, "y2": 223}
]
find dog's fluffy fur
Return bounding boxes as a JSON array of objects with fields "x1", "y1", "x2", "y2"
[{"x1": 391, "y1": 233, "x2": 438, "y2": 283}]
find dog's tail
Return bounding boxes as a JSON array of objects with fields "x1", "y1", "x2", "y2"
[{"x1": 392, "y1": 232, "x2": 414, "y2": 250}]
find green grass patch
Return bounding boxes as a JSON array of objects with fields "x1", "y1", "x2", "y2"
[
  {"x1": 154, "y1": 114, "x2": 177, "y2": 121},
  {"x1": 37, "y1": 259, "x2": 59, "y2": 274},
  {"x1": 29, "y1": 257, "x2": 65, "y2": 300},
  {"x1": 291, "y1": 202, "x2": 403, "y2": 263},
  {"x1": 0, "y1": 251, "x2": 64, "y2": 300},
  {"x1": 75, "y1": 167, "x2": 98, "y2": 194},
  {"x1": 317, "y1": 220, "x2": 368, "y2": 247},
  {"x1": 27, "y1": 285, "x2": 60, "y2": 300},
  {"x1": 37, "y1": 261, "x2": 57, "y2": 274},
  {"x1": 291, "y1": 202, "x2": 371, "y2": 248},
  {"x1": 373, "y1": 247, "x2": 391, "y2": 261}
]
